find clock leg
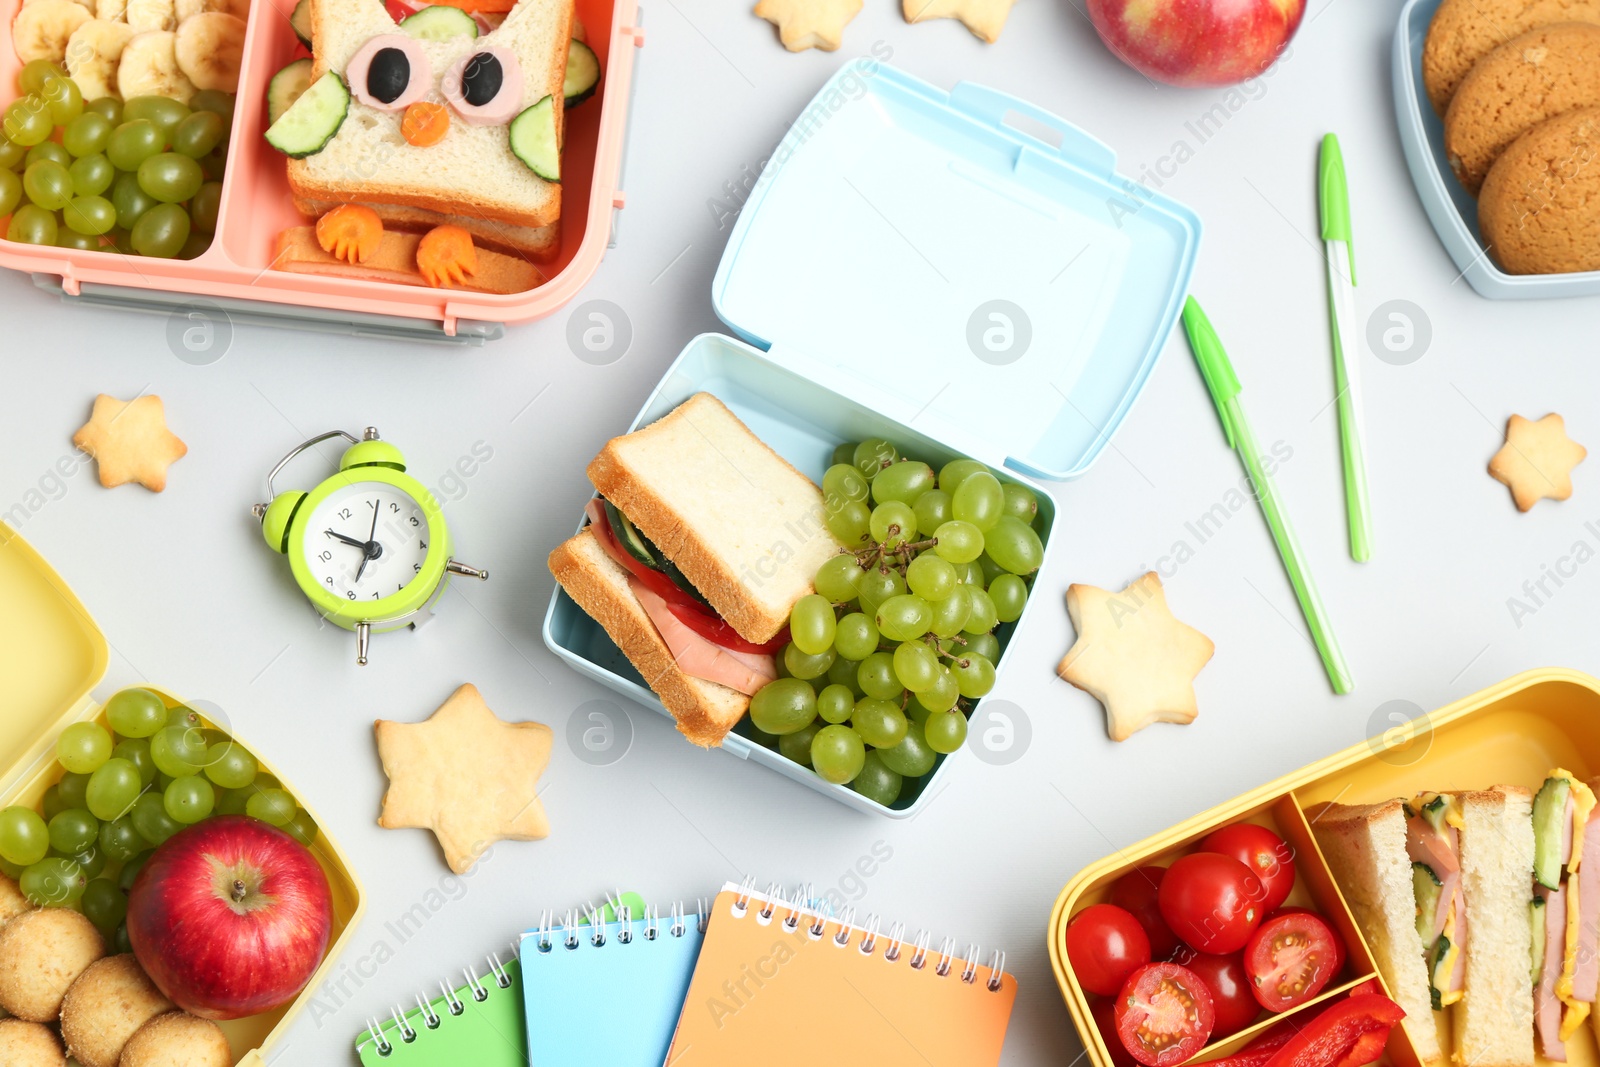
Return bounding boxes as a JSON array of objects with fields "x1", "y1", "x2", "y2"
[
  {"x1": 356, "y1": 622, "x2": 371, "y2": 667},
  {"x1": 445, "y1": 560, "x2": 489, "y2": 581}
]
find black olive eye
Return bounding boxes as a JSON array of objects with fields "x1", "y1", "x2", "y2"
[
  {"x1": 367, "y1": 47, "x2": 411, "y2": 105},
  {"x1": 461, "y1": 53, "x2": 503, "y2": 107}
]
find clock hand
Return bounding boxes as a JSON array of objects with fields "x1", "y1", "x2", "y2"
[
  {"x1": 356, "y1": 500, "x2": 382, "y2": 583},
  {"x1": 324, "y1": 529, "x2": 367, "y2": 550}
]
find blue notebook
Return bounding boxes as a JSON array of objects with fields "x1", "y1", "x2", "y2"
[{"x1": 519, "y1": 900, "x2": 705, "y2": 1067}]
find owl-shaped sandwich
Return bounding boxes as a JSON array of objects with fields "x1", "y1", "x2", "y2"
[{"x1": 271, "y1": 0, "x2": 571, "y2": 259}]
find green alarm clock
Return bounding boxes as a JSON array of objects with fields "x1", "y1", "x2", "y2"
[{"x1": 252, "y1": 427, "x2": 487, "y2": 665}]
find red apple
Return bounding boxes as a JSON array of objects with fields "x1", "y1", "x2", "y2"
[
  {"x1": 1086, "y1": 0, "x2": 1304, "y2": 88},
  {"x1": 127, "y1": 815, "x2": 333, "y2": 1020}
]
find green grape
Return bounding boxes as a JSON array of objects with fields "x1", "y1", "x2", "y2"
[
  {"x1": 966, "y1": 631, "x2": 1001, "y2": 663},
  {"x1": 40, "y1": 74, "x2": 83, "y2": 126},
  {"x1": 166, "y1": 705, "x2": 205, "y2": 730},
  {"x1": 747, "y1": 721, "x2": 781, "y2": 749},
  {"x1": 137, "y1": 152, "x2": 203, "y2": 203},
  {"x1": 57, "y1": 722, "x2": 113, "y2": 774},
  {"x1": 857, "y1": 652, "x2": 903, "y2": 701},
  {"x1": 951, "y1": 653, "x2": 996, "y2": 699},
  {"x1": 952, "y1": 471, "x2": 1004, "y2": 531},
  {"x1": 284, "y1": 808, "x2": 319, "y2": 848},
  {"x1": 833, "y1": 612, "x2": 878, "y2": 660},
  {"x1": 156, "y1": 772, "x2": 176, "y2": 791},
  {"x1": 57, "y1": 772, "x2": 89, "y2": 810},
  {"x1": 824, "y1": 499, "x2": 871, "y2": 547},
  {"x1": 164, "y1": 775, "x2": 214, "y2": 824},
  {"x1": 62, "y1": 112, "x2": 113, "y2": 157},
  {"x1": 131, "y1": 793, "x2": 181, "y2": 846},
  {"x1": 875, "y1": 594, "x2": 931, "y2": 642},
  {"x1": 204, "y1": 741, "x2": 256, "y2": 789},
  {"x1": 850, "y1": 751, "x2": 902, "y2": 806},
  {"x1": 855, "y1": 568, "x2": 905, "y2": 616},
  {"x1": 989, "y1": 574, "x2": 1028, "y2": 623},
  {"x1": 0, "y1": 807, "x2": 49, "y2": 866},
  {"x1": 189, "y1": 89, "x2": 235, "y2": 124},
  {"x1": 825, "y1": 654, "x2": 864, "y2": 696},
  {"x1": 99, "y1": 815, "x2": 143, "y2": 862},
  {"x1": 748, "y1": 678, "x2": 817, "y2": 735},
  {"x1": 246, "y1": 788, "x2": 297, "y2": 827},
  {"x1": 778, "y1": 722, "x2": 820, "y2": 767},
  {"x1": 983, "y1": 516, "x2": 1044, "y2": 575},
  {"x1": 871, "y1": 461, "x2": 934, "y2": 506},
  {"x1": 82, "y1": 877, "x2": 126, "y2": 934},
  {"x1": 215, "y1": 787, "x2": 250, "y2": 815},
  {"x1": 150, "y1": 724, "x2": 204, "y2": 776},
  {"x1": 783, "y1": 643, "x2": 834, "y2": 680},
  {"x1": 107, "y1": 688, "x2": 167, "y2": 738},
  {"x1": 0, "y1": 136, "x2": 24, "y2": 171},
  {"x1": 198, "y1": 147, "x2": 227, "y2": 182},
  {"x1": 23, "y1": 160, "x2": 73, "y2": 211},
  {"x1": 190, "y1": 180, "x2": 221, "y2": 233},
  {"x1": 906, "y1": 554, "x2": 956, "y2": 601},
  {"x1": 932, "y1": 520, "x2": 984, "y2": 564},
  {"x1": 965, "y1": 587, "x2": 999, "y2": 634},
  {"x1": 107, "y1": 120, "x2": 162, "y2": 170},
  {"x1": 47, "y1": 808, "x2": 99, "y2": 854},
  {"x1": 929, "y1": 589, "x2": 971, "y2": 638},
  {"x1": 63, "y1": 195, "x2": 116, "y2": 236},
  {"x1": 111, "y1": 173, "x2": 154, "y2": 231},
  {"x1": 912, "y1": 488, "x2": 951, "y2": 535},
  {"x1": 868, "y1": 502, "x2": 916, "y2": 548},
  {"x1": 916, "y1": 668, "x2": 960, "y2": 713},
  {"x1": 0, "y1": 169, "x2": 20, "y2": 216},
  {"x1": 40, "y1": 786, "x2": 65, "y2": 822},
  {"x1": 938, "y1": 458, "x2": 988, "y2": 492},
  {"x1": 58, "y1": 844, "x2": 104, "y2": 879},
  {"x1": 18, "y1": 60, "x2": 67, "y2": 94},
  {"x1": 254, "y1": 772, "x2": 283, "y2": 792},
  {"x1": 879, "y1": 720, "x2": 937, "y2": 777},
  {"x1": 816, "y1": 684, "x2": 855, "y2": 724},
  {"x1": 54, "y1": 229, "x2": 98, "y2": 250},
  {"x1": 852, "y1": 698, "x2": 907, "y2": 748},
  {"x1": 1001, "y1": 483, "x2": 1038, "y2": 522},
  {"x1": 852, "y1": 438, "x2": 898, "y2": 478},
  {"x1": 960, "y1": 559, "x2": 990, "y2": 585},
  {"x1": 977, "y1": 554, "x2": 1004, "y2": 586},
  {"x1": 178, "y1": 230, "x2": 210, "y2": 260},
  {"x1": 85, "y1": 97, "x2": 123, "y2": 124},
  {"x1": 789, "y1": 594, "x2": 836, "y2": 656},
  {"x1": 20, "y1": 856, "x2": 84, "y2": 906},
  {"x1": 815, "y1": 554, "x2": 864, "y2": 604},
  {"x1": 119, "y1": 851, "x2": 151, "y2": 892},
  {"x1": 68, "y1": 153, "x2": 113, "y2": 197},
  {"x1": 821, "y1": 463, "x2": 869, "y2": 506},
  {"x1": 112, "y1": 739, "x2": 157, "y2": 787},
  {"x1": 122, "y1": 96, "x2": 190, "y2": 142},
  {"x1": 25, "y1": 142, "x2": 71, "y2": 170},
  {"x1": 810, "y1": 725, "x2": 866, "y2": 785},
  {"x1": 3, "y1": 95, "x2": 54, "y2": 147},
  {"x1": 924, "y1": 711, "x2": 968, "y2": 754},
  {"x1": 113, "y1": 923, "x2": 132, "y2": 953},
  {"x1": 85, "y1": 758, "x2": 141, "y2": 820},
  {"x1": 172, "y1": 110, "x2": 224, "y2": 158},
  {"x1": 831, "y1": 441, "x2": 858, "y2": 466},
  {"x1": 892, "y1": 641, "x2": 941, "y2": 693}
]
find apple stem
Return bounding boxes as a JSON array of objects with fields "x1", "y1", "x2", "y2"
[{"x1": 232, "y1": 879, "x2": 248, "y2": 903}]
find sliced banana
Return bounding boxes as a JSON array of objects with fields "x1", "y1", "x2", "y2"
[
  {"x1": 12, "y1": 0, "x2": 93, "y2": 64},
  {"x1": 124, "y1": 0, "x2": 176, "y2": 33},
  {"x1": 173, "y1": 11, "x2": 243, "y2": 92},
  {"x1": 96, "y1": 0, "x2": 127, "y2": 21},
  {"x1": 174, "y1": 0, "x2": 247, "y2": 22},
  {"x1": 117, "y1": 29, "x2": 195, "y2": 102},
  {"x1": 64, "y1": 18, "x2": 134, "y2": 100}
]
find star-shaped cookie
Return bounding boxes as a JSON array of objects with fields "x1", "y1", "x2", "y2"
[
  {"x1": 902, "y1": 0, "x2": 1016, "y2": 43},
  {"x1": 1057, "y1": 571, "x2": 1214, "y2": 742},
  {"x1": 375, "y1": 684, "x2": 552, "y2": 874},
  {"x1": 754, "y1": 0, "x2": 862, "y2": 51},
  {"x1": 1489, "y1": 413, "x2": 1586, "y2": 512},
  {"x1": 72, "y1": 394, "x2": 187, "y2": 492}
]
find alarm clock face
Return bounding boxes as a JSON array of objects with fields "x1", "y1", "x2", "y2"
[{"x1": 302, "y1": 481, "x2": 432, "y2": 603}]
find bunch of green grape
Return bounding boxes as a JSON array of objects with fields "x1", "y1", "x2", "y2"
[
  {"x1": 0, "y1": 688, "x2": 317, "y2": 949},
  {"x1": 1, "y1": 62, "x2": 232, "y2": 259},
  {"x1": 746, "y1": 440, "x2": 1046, "y2": 807}
]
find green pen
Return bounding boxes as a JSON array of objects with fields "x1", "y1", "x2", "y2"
[
  {"x1": 1319, "y1": 133, "x2": 1373, "y2": 562},
  {"x1": 1181, "y1": 296, "x2": 1354, "y2": 695}
]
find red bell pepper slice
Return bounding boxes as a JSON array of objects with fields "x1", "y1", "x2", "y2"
[
  {"x1": 1261, "y1": 994, "x2": 1406, "y2": 1067},
  {"x1": 1202, "y1": 1021, "x2": 1297, "y2": 1067}
]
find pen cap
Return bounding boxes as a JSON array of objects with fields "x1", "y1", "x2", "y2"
[
  {"x1": 1318, "y1": 133, "x2": 1356, "y2": 283},
  {"x1": 1179, "y1": 297, "x2": 1241, "y2": 449}
]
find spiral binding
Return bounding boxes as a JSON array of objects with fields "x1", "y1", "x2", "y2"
[
  {"x1": 363, "y1": 946, "x2": 520, "y2": 1058},
  {"x1": 724, "y1": 880, "x2": 1010, "y2": 995}
]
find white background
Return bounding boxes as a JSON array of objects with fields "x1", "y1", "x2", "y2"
[{"x1": 5, "y1": 0, "x2": 1600, "y2": 1061}]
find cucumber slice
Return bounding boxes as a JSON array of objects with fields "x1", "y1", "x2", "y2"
[
  {"x1": 1533, "y1": 777, "x2": 1573, "y2": 889},
  {"x1": 1421, "y1": 794, "x2": 1451, "y2": 833},
  {"x1": 564, "y1": 38, "x2": 600, "y2": 107},
  {"x1": 265, "y1": 71, "x2": 349, "y2": 159},
  {"x1": 1531, "y1": 897, "x2": 1547, "y2": 983},
  {"x1": 1413, "y1": 862, "x2": 1443, "y2": 945},
  {"x1": 401, "y1": 5, "x2": 478, "y2": 40},
  {"x1": 601, "y1": 500, "x2": 656, "y2": 569},
  {"x1": 267, "y1": 58, "x2": 313, "y2": 127},
  {"x1": 289, "y1": 0, "x2": 312, "y2": 47},
  {"x1": 509, "y1": 95, "x2": 559, "y2": 182},
  {"x1": 1427, "y1": 934, "x2": 1453, "y2": 1011}
]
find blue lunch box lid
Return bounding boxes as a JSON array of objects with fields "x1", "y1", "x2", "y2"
[{"x1": 710, "y1": 60, "x2": 1202, "y2": 481}]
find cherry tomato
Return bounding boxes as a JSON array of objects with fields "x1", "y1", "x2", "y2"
[
  {"x1": 1158, "y1": 852, "x2": 1264, "y2": 955},
  {"x1": 1200, "y1": 824, "x2": 1297, "y2": 912},
  {"x1": 1113, "y1": 962, "x2": 1216, "y2": 1067},
  {"x1": 1109, "y1": 866, "x2": 1180, "y2": 960},
  {"x1": 1067, "y1": 904, "x2": 1153, "y2": 997},
  {"x1": 1093, "y1": 996, "x2": 1140, "y2": 1067},
  {"x1": 1244, "y1": 910, "x2": 1342, "y2": 1012},
  {"x1": 1271, "y1": 907, "x2": 1346, "y2": 977},
  {"x1": 1184, "y1": 952, "x2": 1261, "y2": 1038}
]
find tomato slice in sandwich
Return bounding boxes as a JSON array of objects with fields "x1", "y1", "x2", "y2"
[
  {"x1": 1114, "y1": 962, "x2": 1215, "y2": 1067},
  {"x1": 1244, "y1": 911, "x2": 1342, "y2": 1012}
]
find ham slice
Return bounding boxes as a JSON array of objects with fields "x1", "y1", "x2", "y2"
[
  {"x1": 1447, "y1": 886, "x2": 1467, "y2": 994},
  {"x1": 630, "y1": 578, "x2": 776, "y2": 695},
  {"x1": 1539, "y1": 884, "x2": 1569, "y2": 1060},
  {"x1": 1576, "y1": 807, "x2": 1600, "y2": 1002},
  {"x1": 1408, "y1": 814, "x2": 1461, "y2": 876}
]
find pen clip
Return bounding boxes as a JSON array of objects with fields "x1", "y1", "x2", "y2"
[
  {"x1": 1180, "y1": 296, "x2": 1242, "y2": 450},
  {"x1": 1319, "y1": 133, "x2": 1356, "y2": 285}
]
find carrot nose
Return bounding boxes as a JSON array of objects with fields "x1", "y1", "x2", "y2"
[{"x1": 401, "y1": 102, "x2": 450, "y2": 147}]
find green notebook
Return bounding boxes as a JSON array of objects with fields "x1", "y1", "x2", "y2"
[{"x1": 355, "y1": 953, "x2": 526, "y2": 1065}]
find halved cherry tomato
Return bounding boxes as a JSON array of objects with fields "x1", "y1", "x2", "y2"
[
  {"x1": 1113, "y1": 962, "x2": 1216, "y2": 1067},
  {"x1": 1270, "y1": 907, "x2": 1346, "y2": 978},
  {"x1": 1067, "y1": 904, "x2": 1152, "y2": 997},
  {"x1": 1159, "y1": 852, "x2": 1264, "y2": 955},
  {"x1": 1093, "y1": 996, "x2": 1140, "y2": 1067},
  {"x1": 1184, "y1": 952, "x2": 1261, "y2": 1038},
  {"x1": 1200, "y1": 824, "x2": 1297, "y2": 912},
  {"x1": 1244, "y1": 910, "x2": 1342, "y2": 1012},
  {"x1": 1110, "y1": 866, "x2": 1180, "y2": 960}
]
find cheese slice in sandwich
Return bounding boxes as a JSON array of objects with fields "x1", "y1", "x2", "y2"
[{"x1": 1456, "y1": 786, "x2": 1536, "y2": 1067}]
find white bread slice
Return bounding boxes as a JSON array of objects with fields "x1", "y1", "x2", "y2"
[
  {"x1": 1457, "y1": 786, "x2": 1536, "y2": 1067},
  {"x1": 1312, "y1": 799, "x2": 1449, "y2": 1067},
  {"x1": 549, "y1": 528, "x2": 748, "y2": 748},
  {"x1": 293, "y1": 196, "x2": 561, "y2": 261},
  {"x1": 287, "y1": 0, "x2": 569, "y2": 229},
  {"x1": 586, "y1": 393, "x2": 841, "y2": 645}
]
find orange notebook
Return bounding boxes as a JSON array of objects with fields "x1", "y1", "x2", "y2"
[{"x1": 666, "y1": 881, "x2": 1017, "y2": 1065}]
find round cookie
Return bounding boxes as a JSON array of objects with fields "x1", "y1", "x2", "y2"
[
  {"x1": 0, "y1": 1019, "x2": 66, "y2": 1067},
  {"x1": 1480, "y1": 106, "x2": 1600, "y2": 274},
  {"x1": 1423, "y1": 0, "x2": 1600, "y2": 114},
  {"x1": 120, "y1": 1011, "x2": 231, "y2": 1067},
  {"x1": 60, "y1": 954, "x2": 174, "y2": 1067},
  {"x1": 0, "y1": 907, "x2": 105, "y2": 1021},
  {"x1": 1446, "y1": 23, "x2": 1600, "y2": 193},
  {"x1": 0, "y1": 873, "x2": 31, "y2": 927}
]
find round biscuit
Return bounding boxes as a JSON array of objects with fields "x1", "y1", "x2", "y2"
[
  {"x1": 61, "y1": 953, "x2": 174, "y2": 1067},
  {"x1": 1423, "y1": 0, "x2": 1600, "y2": 114},
  {"x1": 1480, "y1": 106, "x2": 1600, "y2": 274},
  {"x1": 0, "y1": 907, "x2": 105, "y2": 1021},
  {"x1": 0, "y1": 1019, "x2": 66, "y2": 1067},
  {"x1": 120, "y1": 1011, "x2": 232, "y2": 1067},
  {"x1": 0, "y1": 874, "x2": 31, "y2": 927}
]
